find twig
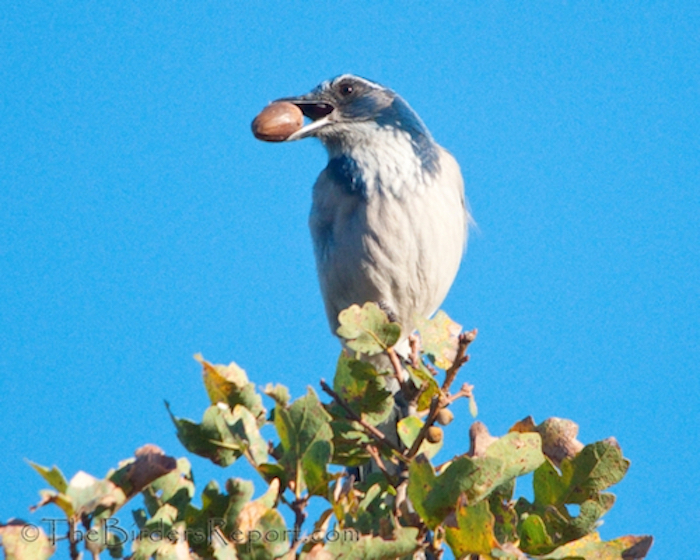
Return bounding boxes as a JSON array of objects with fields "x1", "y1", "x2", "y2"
[
  {"x1": 441, "y1": 329, "x2": 477, "y2": 392},
  {"x1": 444, "y1": 383, "x2": 474, "y2": 406},
  {"x1": 268, "y1": 441, "x2": 281, "y2": 460},
  {"x1": 290, "y1": 496, "x2": 308, "y2": 551},
  {"x1": 406, "y1": 396, "x2": 441, "y2": 459},
  {"x1": 386, "y1": 347, "x2": 406, "y2": 383},
  {"x1": 69, "y1": 519, "x2": 80, "y2": 560},
  {"x1": 320, "y1": 379, "x2": 404, "y2": 455},
  {"x1": 366, "y1": 445, "x2": 397, "y2": 485},
  {"x1": 278, "y1": 493, "x2": 308, "y2": 551},
  {"x1": 424, "y1": 360, "x2": 440, "y2": 378}
]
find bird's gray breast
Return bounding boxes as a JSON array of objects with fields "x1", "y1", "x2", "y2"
[
  {"x1": 309, "y1": 158, "x2": 375, "y2": 329},
  {"x1": 309, "y1": 147, "x2": 467, "y2": 334}
]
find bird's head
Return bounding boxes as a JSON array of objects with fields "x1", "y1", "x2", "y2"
[{"x1": 276, "y1": 75, "x2": 434, "y2": 152}]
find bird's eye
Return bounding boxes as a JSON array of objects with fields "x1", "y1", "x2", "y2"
[{"x1": 339, "y1": 83, "x2": 354, "y2": 96}]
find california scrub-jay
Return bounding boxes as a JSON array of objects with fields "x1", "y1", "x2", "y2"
[{"x1": 274, "y1": 75, "x2": 470, "y2": 344}]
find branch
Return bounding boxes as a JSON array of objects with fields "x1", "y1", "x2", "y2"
[
  {"x1": 290, "y1": 496, "x2": 308, "y2": 551},
  {"x1": 444, "y1": 382, "x2": 474, "y2": 406},
  {"x1": 406, "y1": 396, "x2": 441, "y2": 459},
  {"x1": 406, "y1": 383, "x2": 474, "y2": 461},
  {"x1": 69, "y1": 519, "x2": 80, "y2": 560},
  {"x1": 366, "y1": 445, "x2": 399, "y2": 485},
  {"x1": 441, "y1": 329, "x2": 477, "y2": 392}
]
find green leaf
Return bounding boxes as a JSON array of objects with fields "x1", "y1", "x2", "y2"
[
  {"x1": 235, "y1": 481, "x2": 289, "y2": 560},
  {"x1": 28, "y1": 462, "x2": 68, "y2": 493},
  {"x1": 224, "y1": 478, "x2": 255, "y2": 525},
  {"x1": 132, "y1": 504, "x2": 180, "y2": 559},
  {"x1": 568, "y1": 494, "x2": 616, "y2": 537},
  {"x1": 542, "y1": 532, "x2": 653, "y2": 559},
  {"x1": 533, "y1": 458, "x2": 568, "y2": 507},
  {"x1": 357, "y1": 483, "x2": 383, "y2": 512},
  {"x1": 31, "y1": 489, "x2": 74, "y2": 517},
  {"x1": 414, "y1": 310, "x2": 462, "y2": 369},
  {"x1": 323, "y1": 526, "x2": 420, "y2": 560},
  {"x1": 409, "y1": 455, "x2": 496, "y2": 528},
  {"x1": 132, "y1": 508, "x2": 148, "y2": 529},
  {"x1": 275, "y1": 388, "x2": 333, "y2": 496},
  {"x1": 328, "y1": 417, "x2": 372, "y2": 466},
  {"x1": 263, "y1": 383, "x2": 291, "y2": 407},
  {"x1": 302, "y1": 438, "x2": 334, "y2": 497},
  {"x1": 333, "y1": 356, "x2": 393, "y2": 426},
  {"x1": 168, "y1": 402, "x2": 267, "y2": 469},
  {"x1": 196, "y1": 354, "x2": 266, "y2": 426},
  {"x1": 167, "y1": 402, "x2": 242, "y2": 466},
  {"x1": 519, "y1": 513, "x2": 553, "y2": 554},
  {"x1": 450, "y1": 435, "x2": 542, "y2": 506},
  {"x1": 143, "y1": 458, "x2": 194, "y2": 514},
  {"x1": 534, "y1": 439, "x2": 629, "y2": 508},
  {"x1": 397, "y1": 416, "x2": 443, "y2": 459},
  {"x1": 336, "y1": 303, "x2": 401, "y2": 355},
  {"x1": 182, "y1": 478, "x2": 255, "y2": 559},
  {"x1": 423, "y1": 456, "x2": 491, "y2": 516},
  {"x1": 489, "y1": 480, "x2": 518, "y2": 544},
  {"x1": 407, "y1": 455, "x2": 440, "y2": 529},
  {"x1": 228, "y1": 405, "x2": 269, "y2": 466},
  {"x1": 408, "y1": 432, "x2": 544, "y2": 532},
  {"x1": 65, "y1": 471, "x2": 126, "y2": 517},
  {"x1": 212, "y1": 540, "x2": 238, "y2": 560},
  {"x1": 444, "y1": 499, "x2": 499, "y2": 558},
  {"x1": 561, "y1": 439, "x2": 630, "y2": 504},
  {"x1": 482, "y1": 432, "x2": 545, "y2": 483},
  {"x1": 468, "y1": 394, "x2": 479, "y2": 418},
  {"x1": 0, "y1": 521, "x2": 55, "y2": 560},
  {"x1": 257, "y1": 462, "x2": 288, "y2": 485},
  {"x1": 27, "y1": 462, "x2": 76, "y2": 517},
  {"x1": 405, "y1": 364, "x2": 441, "y2": 413},
  {"x1": 523, "y1": 439, "x2": 631, "y2": 554}
]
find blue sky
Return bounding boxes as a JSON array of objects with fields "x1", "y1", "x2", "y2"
[{"x1": 1, "y1": 2, "x2": 698, "y2": 557}]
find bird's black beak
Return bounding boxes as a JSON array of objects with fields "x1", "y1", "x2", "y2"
[{"x1": 275, "y1": 94, "x2": 336, "y2": 141}]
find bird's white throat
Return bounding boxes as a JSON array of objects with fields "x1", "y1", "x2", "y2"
[{"x1": 325, "y1": 122, "x2": 435, "y2": 198}]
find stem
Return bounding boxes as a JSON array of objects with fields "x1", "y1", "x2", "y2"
[
  {"x1": 290, "y1": 496, "x2": 308, "y2": 551},
  {"x1": 406, "y1": 396, "x2": 441, "y2": 459},
  {"x1": 366, "y1": 445, "x2": 398, "y2": 485},
  {"x1": 68, "y1": 518, "x2": 80, "y2": 560},
  {"x1": 386, "y1": 347, "x2": 406, "y2": 384},
  {"x1": 441, "y1": 329, "x2": 477, "y2": 392}
]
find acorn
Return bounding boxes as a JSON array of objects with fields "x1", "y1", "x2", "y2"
[
  {"x1": 426, "y1": 426, "x2": 443, "y2": 444},
  {"x1": 251, "y1": 102, "x2": 303, "y2": 142},
  {"x1": 436, "y1": 408, "x2": 454, "y2": 426}
]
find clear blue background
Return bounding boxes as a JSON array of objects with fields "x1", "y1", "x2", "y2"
[{"x1": 1, "y1": 2, "x2": 698, "y2": 557}]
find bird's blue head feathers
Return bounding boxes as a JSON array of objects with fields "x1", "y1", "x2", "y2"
[{"x1": 278, "y1": 75, "x2": 440, "y2": 174}]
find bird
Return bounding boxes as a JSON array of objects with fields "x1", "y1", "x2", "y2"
[
  {"x1": 272, "y1": 74, "x2": 470, "y2": 346},
  {"x1": 259, "y1": 75, "x2": 470, "y2": 478}
]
